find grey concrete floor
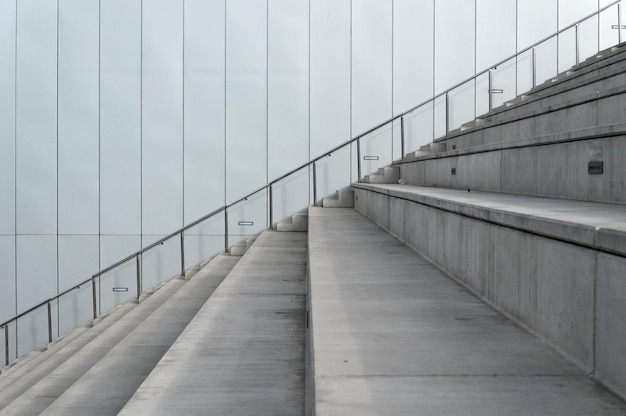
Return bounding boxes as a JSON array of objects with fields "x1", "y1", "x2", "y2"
[
  {"x1": 308, "y1": 207, "x2": 626, "y2": 415},
  {"x1": 119, "y1": 231, "x2": 307, "y2": 416}
]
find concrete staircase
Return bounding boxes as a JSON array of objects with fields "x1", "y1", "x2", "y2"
[
  {"x1": 352, "y1": 41, "x2": 626, "y2": 404},
  {"x1": 0, "y1": 252, "x2": 241, "y2": 415}
]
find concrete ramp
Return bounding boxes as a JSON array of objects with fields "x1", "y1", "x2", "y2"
[
  {"x1": 308, "y1": 207, "x2": 626, "y2": 415},
  {"x1": 119, "y1": 230, "x2": 307, "y2": 416}
]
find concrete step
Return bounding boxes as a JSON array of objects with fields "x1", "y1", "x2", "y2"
[
  {"x1": 307, "y1": 206, "x2": 626, "y2": 414},
  {"x1": 322, "y1": 188, "x2": 354, "y2": 208},
  {"x1": 118, "y1": 230, "x2": 307, "y2": 415},
  {"x1": 229, "y1": 234, "x2": 259, "y2": 256},
  {"x1": 276, "y1": 210, "x2": 308, "y2": 231},
  {"x1": 362, "y1": 166, "x2": 400, "y2": 184},
  {"x1": 38, "y1": 253, "x2": 239, "y2": 416},
  {"x1": 0, "y1": 276, "x2": 189, "y2": 416},
  {"x1": 0, "y1": 303, "x2": 137, "y2": 411},
  {"x1": 413, "y1": 43, "x2": 626, "y2": 156}
]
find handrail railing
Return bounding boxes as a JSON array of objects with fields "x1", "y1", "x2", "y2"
[{"x1": 1, "y1": 0, "x2": 622, "y2": 366}]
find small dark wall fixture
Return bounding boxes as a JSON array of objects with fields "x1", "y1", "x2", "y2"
[
  {"x1": 588, "y1": 161, "x2": 604, "y2": 175},
  {"x1": 451, "y1": 167, "x2": 456, "y2": 175}
]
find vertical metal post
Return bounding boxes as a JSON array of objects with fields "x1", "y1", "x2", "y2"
[
  {"x1": 136, "y1": 254, "x2": 141, "y2": 301},
  {"x1": 400, "y1": 116, "x2": 405, "y2": 158},
  {"x1": 47, "y1": 301, "x2": 53, "y2": 344},
  {"x1": 180, "y1": 232, "x2": 185, "y2": 277},
  {"x1": 92, "y1": 276, "x2": 97, "y2": 320},
  {"x1": 445, "y1": 93, "x2": 450, "y2": 135},
  {"x1": 356, "y1": 139, "x2": 362, "y2": 182},
  {"x1": 575, "y1": 24, "x2": 580, "y2": 65},
  {"x1": 269, "y1": 185, "x2": 274, "y2": 228},
  {"x1": 488, "y1": 70, "x2": 493, "y2": 111},
  {"x1": 617, "y1": 4, "x2": 622, "y2": 44},
  {"x1": 224, "y1": 209, "x2": 229, "y2": 252},
  {"x1": 312, "y1": 162, "x2": 318, "y2": 207},
  {"x1": 532, "y1": 48, "x2": 537, "y2": 89},
  {"x1": 4, "y1": 325, "x2": 8, "y2": 366}
]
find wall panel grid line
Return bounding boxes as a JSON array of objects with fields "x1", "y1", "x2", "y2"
[{"x1": 0, "y1": 0, "x2": 607, "y2": 330}]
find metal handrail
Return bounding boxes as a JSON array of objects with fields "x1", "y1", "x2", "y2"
[{"x1": 1, "y1": 0, "x2": 622, "y2": 364}]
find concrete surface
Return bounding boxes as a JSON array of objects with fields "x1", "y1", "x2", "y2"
[
  {"x1": 353, "y1": 184, "x2": 626, "y2": 401},
  {"x1": 119, "y1": 230, "x2": 307, "y2": 416},
  {"x1": 308, "y1": 207, "x2": 626, "y2": 415}
]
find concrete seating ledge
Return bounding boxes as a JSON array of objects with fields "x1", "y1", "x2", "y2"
[
  {"x1": 352, "y1": 183, "x2": 626, "y2": 258},
  {"x1": 400, "y1": 122, "x2": 626, "y2": 163},
  {"x1": 352, "y1": 182, "x2": 626, "y2": 402}
]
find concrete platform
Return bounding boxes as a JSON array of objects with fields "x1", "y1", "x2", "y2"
[
  {"x1": 308, "y1": 207, "x2": 626, "y2": 415},
  {"x1": 119, "y1": 231, "x2": 307, "y2": 416}
]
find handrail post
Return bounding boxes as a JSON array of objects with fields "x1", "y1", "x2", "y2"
[
  {"x1": 269, "y1": 185, "x2": 274, "y2": 228},
  {"x1": 47, "y1": 300, "x2": 53, "y2": 344},
  {"x1": 400, "y1": 116, "x2": 405, "y2": 158},
  {"x1": 357, "y1": 139, "x2": 362, "y2": 182},
  {"x1": 4, "y1": 324, "x2": 8, "y2": 366},
  {"x1": 312, "y1": 162, "x2": 318, "y2": 207},
  {"x1": 488, "y1": 69, "x2": 493, "y2": 111},
  {"x1": 180, "y1": 232, "x2": 185, "y2": 277},
  {"x1": 92, "y1": 276, "x2": 97, "y2": 320},
  {"x1": 575, "y1": 24, "x2": 580, "y2": 65},
  {"x1": 136, "y1": 254, "x2": 141, "y2": 301},
  {"x1": 532, "y1": 48, "x2": 537, "y2": 89},
  {"x1": 224, "y1": 209, "x2": 229, "y2": 252},
  {"x1": 617, "y1": 3, "x2": 622, "y2": 44},
  {"x1": 445, "y1": 93, "x2": 450, "y2": 135}
]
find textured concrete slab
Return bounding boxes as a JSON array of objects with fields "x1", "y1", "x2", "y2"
[
  {"x1": 119, "y1": 231, "x2": 307, "y2": 416},
  {"x1": 308, "y1": 207, "x2": 626, "y2": 415},
  {"x1": 353, "y1": 183, "x2": 626, "y2": 257}
]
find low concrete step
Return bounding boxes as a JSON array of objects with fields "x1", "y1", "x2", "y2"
[
  {"x1": 362, "y1": 166, "x2": 400, "y2": 184},
  {"x1": 322, "y1": 188, "x2": 354, "y2": 208},
  {"x1": 0, "y1": 302, "x2": 137, "y2": 411},
  {"x1": 0, "y1": 276, "x2": 188, "y2": 416},
  {"x1": 276, "y1": 211, "x2": 308, "y2": 231},
  {"x1": 229, "y1": 234, "x2": 259, "y2": 256},
  {"x1": 38, "y1": 253, "x2": 239, "y2": 416}
]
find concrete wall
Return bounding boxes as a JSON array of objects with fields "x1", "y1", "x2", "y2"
[
  {"x1": 354, "y1": 187, "x2": 626, "y2": 400},
  {"x1": 399, "y1": 133, "x2": 626, "y2": 204}
]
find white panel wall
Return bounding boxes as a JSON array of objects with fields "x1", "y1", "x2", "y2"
[
  {"x1": 15, "y1": 0, "x2": 57, "y2": 235},
  {"x1": 476, "y1": 0, "x2": 517, "y2": 72},
  {"x1": 434, "y1": 0, "x2": 475, "y2": 94},
  {"x1": 58, "y1": 0, "x2": 99, "y2": 235},
  {"x1": 353, "y1": 0, "x2": 393, "y2": 176},
  {"x1": 0, "y1": 0, "x2": 16, "y2": 237},
  {"x1": 16, "y1": 236, "x2": 56, "y2": 313},
  {"x1": 518, "y1": 0, "x2": 558, "y2": 48},
  {"x1": 0, "y1": 237, "x2": 16, "y2": 323},
  {"x1": 310, "y1": 0, "x2": 351, "y2": 158},
  {"x1": 393, "y1": 0, "x2": 434, "y2": 114},
  {"x1": 226, "y1": 0, "x2": 267, "y2": 202},
  {"x1": 100, "y1": 0, "x2": 141, "y2": 235},
  {"x1": 184, "y1": 0, "x2": 226, "y2": 222},
  {"x1": 268, "y1": 0, "x2": 309, "y2": 180},
  {"x1": 142, "y1": 0, "x2": 184, "y2": 237}
]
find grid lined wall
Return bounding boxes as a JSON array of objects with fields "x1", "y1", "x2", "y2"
[{"x1": 0, "y1": 0, "x2": 609, "y2": 323}]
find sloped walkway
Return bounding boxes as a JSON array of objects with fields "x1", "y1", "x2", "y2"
[
  {"x1": 308, "y1": 207, "x2": 626, "y2": 415},
  {"x1": 119, "y1": 230, "x2": 307, "y2": 416}
]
